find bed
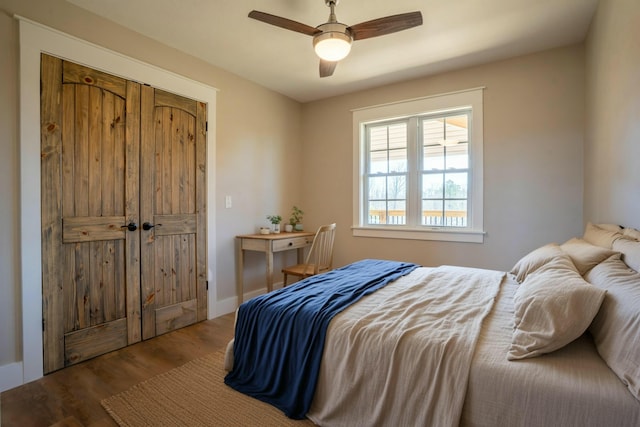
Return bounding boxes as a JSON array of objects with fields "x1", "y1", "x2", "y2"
[{"x1": 224, "y1": 223, "x2": 640, "y2": 426}]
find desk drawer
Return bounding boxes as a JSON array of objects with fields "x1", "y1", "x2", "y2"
[
  {"x1": 273, "y1": 236, "x2": 312, "y2": 252},
  {"x1": 241, "y1": 238, "x2": 269, "y2": 252}
]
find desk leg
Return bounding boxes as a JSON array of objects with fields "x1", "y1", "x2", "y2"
[
  {"x1": 236, "y1": 241, "x2": 244, "y2": 306},
  {"x1": 265, "y1": 250, "x2": 274, "y2": 293}
]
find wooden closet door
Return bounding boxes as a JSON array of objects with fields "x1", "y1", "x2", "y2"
[
  {"x1": 139, "y1": 87, "x2": 207, "y2": 340},
  {"x1": 41, "y1": 55, "x2": 142, "y2": 373}
]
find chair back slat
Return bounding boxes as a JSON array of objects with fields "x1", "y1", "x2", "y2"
[
  {"x1": 304, "y1": 223, "x2": 336, "y2": 274},
  {"x1": 282, "y1": 223, "x2": 336, "y2": 285}
]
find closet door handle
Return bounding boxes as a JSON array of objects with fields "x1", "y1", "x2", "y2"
[
  {"x1": 143, "y1": 222, "x2": 161, "y2": 231},
  {"x1": 121, "y1": 222, "x2": 138, "y2": 232}
]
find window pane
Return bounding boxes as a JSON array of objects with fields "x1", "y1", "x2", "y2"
[
  {"x1": 386, "y1": 175, "x2": 406, "y2": 201},
  {"x1": 445, "y1": 143, "x2": 468, "y2": 170},
  {"x1": 445, "y1": 114, "x2": 468, "y2": 143},
  {"x1": 369, "y1": 150, "x2": 388, "y2": 174},
  {"x1": 388, "y1": 123, "x2": 407, "y2": 150},
  {"x1": 368, "y1": 123, "x2": 407, "y2": 173},
  {"x1": 444, "y1": 173, "x2": 467, "y2": 198},
  {"x1": 445, "y1": 200, "x2": 467, "y2": 227},
  {"x1": 365, "y1": 121, "x2": 409, "y2": 226},
  {"x1": 422, "y1": 199, "x2": 443, "y2": 226},
  {"x1": 387, "y1": 200, "x2": 406, "y2": 224},
  {"x1": 369, "y1": 126, "x2": 389, "y2": 151},
  {"x1": 368, "y1": 176, "x2": 387, "y2": 200},
  {"x1": 446, "y1": 199, "x2": 467, "y2": 211},
  {"x1": 368, "y1": 200, "x2": 386, "y2": 224},
  {"x1": 422, "y1": 174, "x2": 443, "y2": 198},
  {"x1": 389, "y1": 148, "x2": 407, "y2": 172},
  {"x1": 423, "y1": 145, "x2": 444, "y2": 170},
  {"x1": 423, "y1": 118, "x2": 444, "y2": 146},
  {"x1": 423, "y1": 199, "x2": 443, "y2": 211}
]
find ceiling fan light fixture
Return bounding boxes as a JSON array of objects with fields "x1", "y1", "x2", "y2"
[
  {"x1": 313, "y1": 24, "x2": 352, "y2": 61},
  {"x1": 248, "y1": 3, "x2": 423, "y2": 77}
]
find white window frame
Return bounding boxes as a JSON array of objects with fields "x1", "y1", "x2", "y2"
[{"x1": 352, "y1": 88, "x2": 485, "y2": 243}]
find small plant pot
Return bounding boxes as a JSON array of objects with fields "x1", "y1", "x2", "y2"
[
  {"x1": 284, "y1": 224, "x2": 293, "y2": 232},
  {"x1": 272, "y1": 223, "x2": 281, "y2": 234},
  {"x1": 294, "y1": 223, "x2": 304, "y2": 231}
]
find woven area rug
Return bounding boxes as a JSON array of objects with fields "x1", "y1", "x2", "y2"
[{"x1": 101, "y1": 351, "x2": 315, "y2": 426}]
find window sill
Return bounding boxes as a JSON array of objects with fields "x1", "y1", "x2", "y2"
[{"x1": 351, "y1": 226, "x2": 485, "y2": 243}]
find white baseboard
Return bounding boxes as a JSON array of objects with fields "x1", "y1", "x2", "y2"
[
  {"x1": 0, "y1": 361, "x2": 24, "y2": 393},
  {"x1": 213, "y1": 282, "x2": 285, "y2": 318}
]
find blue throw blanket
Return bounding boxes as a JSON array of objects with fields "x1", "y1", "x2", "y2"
[{"x1": 224, "y1": 259, "x2": 419, "y2": 419}]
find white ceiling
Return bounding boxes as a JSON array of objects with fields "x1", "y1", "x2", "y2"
[{"x1": 66, "y1": 0, "x2": 598, "y2": 103}]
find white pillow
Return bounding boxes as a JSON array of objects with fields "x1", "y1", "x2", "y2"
[
  {"x1": 560, "y1": 238, "x2": 620, "y2": 275},
  {"x1": 585, "y1": 257, "x2": 640, "y2": 401},
  {"x1": 508, "y1": 255, "x2": 606, "y2": 360},
  {"x1": 510, "y1": 243, "x2": 564, "y2": 283},
  {"x1": 623, "y1": 227, "x2": 640, "y2": 241},
  {"x1": 612, "y1": 238, "x2": 640, "y2": 272}
]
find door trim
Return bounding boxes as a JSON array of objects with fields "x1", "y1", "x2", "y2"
[{"x1": 18, "y1": 17, "x2": 217, "y2": 384}]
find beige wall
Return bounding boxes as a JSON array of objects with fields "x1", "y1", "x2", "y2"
[
  {"x1": 301, "y1": 45, "x2": 586, "y2": 272},
  {"x1": 0, "y1": 0, "x2": 301, "y2": 381},
  {"x1": 584, "y1": 0, "x2": 640, "y2": 228}
]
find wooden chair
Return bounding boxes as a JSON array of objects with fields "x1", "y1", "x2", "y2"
[{"x1": 282, "y1": 223, "x2": 336, "y2": 285}]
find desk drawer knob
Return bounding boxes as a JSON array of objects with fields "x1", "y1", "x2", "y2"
[{"x1": 288, "y1": 242, "x2": 293, "y2": 246}]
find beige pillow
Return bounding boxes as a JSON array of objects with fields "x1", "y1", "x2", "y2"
[
  {"x1": 596, "y1": 223, "x2": 623, "y2": 232},
  {"x1": 583, "y1": 222, "x2": 623, "y2": 248},
  {"x1": 510, "y1": 243, "x2": 564, "y2": 283},
  {"x1": 585, "y1": 257, "x2": 640, "y2": 401},
  {"x1": 623, "y1": 227, "x2": 640, "y2": 241},
  {"x1": 508, "y1": 256, "x2": 606, "y2": 360},
  {"x1": 560, "y1": 238, "x2": 620, "y2": 275},
  {"x1": 612, "y1": 238, "x2": 640, "y2": 273}
]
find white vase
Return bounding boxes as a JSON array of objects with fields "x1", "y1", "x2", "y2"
[
  {"x1": 284, "y1": 224, "x2": 293, "y2": 232},
  {"x1": 272, "y1": 223, "x2": 280, "y2": 233}
]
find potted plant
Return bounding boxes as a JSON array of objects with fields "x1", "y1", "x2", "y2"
[
  {"x1": 289, "y1": 206, "x2": 304, "y2": 231},
  {"x1": 266, "y1": 215, "x2": 282, "y2": 233}
]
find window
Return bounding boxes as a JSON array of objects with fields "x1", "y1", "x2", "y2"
[{"x1": 352, "y1": 88, "x2": 484, "y2": 243}]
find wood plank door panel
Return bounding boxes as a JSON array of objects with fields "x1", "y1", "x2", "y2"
[
  {"x1": 42, "y1": 57, "x2": 206, "y2": 373},
  {"x1": 41, "y1": 56, "x2": 142, "y2": 372},
  {"x1": 140, "y1": 87, "x2": 207, "y2": 340}
]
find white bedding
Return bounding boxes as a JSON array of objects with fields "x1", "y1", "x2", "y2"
[
  {"x1": 226, "y1": 263, "x2": 640, "y2": 426},
  {"x1": 461, "y1": 277, "x2": 640, "y2": 427},
  {"x1": 307, "y1": 266, "x2": 504, "y2": 427}
]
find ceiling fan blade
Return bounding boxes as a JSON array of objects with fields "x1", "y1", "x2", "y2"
[
  {"x1": 348, "y1": 12, "x2": 423, "y2": 41},
  {"x1": 319, "y1": 60, "x2": 338, "y2": 78},
  {"x1": 248, "y1": 10, "x2": 320, "y2": 36}
]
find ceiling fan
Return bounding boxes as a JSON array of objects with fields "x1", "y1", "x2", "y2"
[{"x1": 248, "y1": 0, "x2": 423, "y2": 78}]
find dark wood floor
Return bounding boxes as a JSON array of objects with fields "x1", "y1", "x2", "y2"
[{"x1": 1, "y1": 313, "x2": 236, "y2": 427}]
